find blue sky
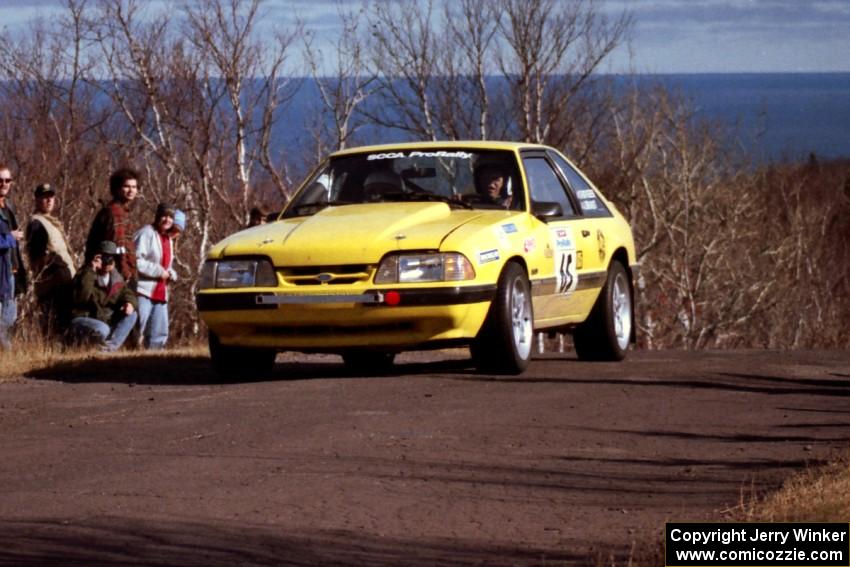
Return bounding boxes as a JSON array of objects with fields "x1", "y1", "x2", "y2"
[{"x1": 1, "y1": 0, "x2": 848, "y2": 73}]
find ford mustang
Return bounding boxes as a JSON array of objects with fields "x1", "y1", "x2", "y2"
[{"x1": 196, "y1": 141, "x2": 637, "y2": 375}]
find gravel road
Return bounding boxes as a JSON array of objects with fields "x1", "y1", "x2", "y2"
[{"x1": 1, "y1": 349, "x2": 848, "y2": 566}]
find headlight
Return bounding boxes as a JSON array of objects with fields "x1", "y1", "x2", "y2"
[
  {"x1": 199, "y1": 258, "x2": 278, "y2": 289},
  {"x1": 374, "y1": 253, "x2": 475, "y2": 284}
]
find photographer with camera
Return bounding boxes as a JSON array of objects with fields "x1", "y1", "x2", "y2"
[{"x1": 68, "y1": 240, "x2": 138, "y2": 352}]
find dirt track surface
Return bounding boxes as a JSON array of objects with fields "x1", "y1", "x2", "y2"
[{"x1": 1, "y1": 349, "x2": 849, "y2": 566}]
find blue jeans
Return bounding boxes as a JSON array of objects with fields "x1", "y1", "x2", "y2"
[
  {"x1": 0, "y1": 277, "x2": 17, "y2": 350},
  {"x1": 70, "y1": 312, "x2": 138, "y2": 352},
  {"x1": 137, "y1": 296, "x2": 169, "y2": 349}
]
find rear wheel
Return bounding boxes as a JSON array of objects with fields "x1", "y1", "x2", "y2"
[
  {"x1": 208, "y1": 332, "x2": 277, "y2": 380},
  {"x1": 341, "y1": 351, "x2": 396, "y2": 374},
  {"x1": 472, "y1": 262, "x2": 533, "y2": 374},
  {"x1": 573, "y1": 261, "x2": 632, "y2": 361}
]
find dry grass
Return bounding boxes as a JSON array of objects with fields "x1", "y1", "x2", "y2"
[
  {"x1": 740, "y1": 454, "x2": 850, "y2": 522},
  {"x1": 0, "y1": 338, "x2": 209, "y2": 382},
  {"x1": 615, "y1": 457, "x2": 850, "y2": 567}
]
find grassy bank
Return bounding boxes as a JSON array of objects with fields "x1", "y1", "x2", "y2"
[
  {"x1": 0, "y1": 340, "x2": 209, "y2": 382},
  {"x1": 742, "y1": 455, "x2": 850, "y2": 522}
]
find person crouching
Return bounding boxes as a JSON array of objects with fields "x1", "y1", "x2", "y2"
[{"x1": 68, "y1": 240, "x2": 138, "y2": 352}]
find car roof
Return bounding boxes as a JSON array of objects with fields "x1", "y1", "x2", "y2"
[{"x1": 331, "y1": 140, "x2": 550, "y2": 157}]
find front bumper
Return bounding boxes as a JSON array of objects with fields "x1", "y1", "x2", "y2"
[{"x1": 196, "y1": 285, "x2": 496, "y2": 351}]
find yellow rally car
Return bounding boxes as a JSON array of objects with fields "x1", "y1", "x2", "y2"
[{"x1": 197, "y1": 141, "x2": 637, "y2": 375}]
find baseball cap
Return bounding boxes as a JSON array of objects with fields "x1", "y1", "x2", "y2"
[
  {"x1": 34, "y1": 184, "x2": 56, "y2": 198},
  {"x1": 97, "y1": 241, "x2": 119, "y2": 256}
]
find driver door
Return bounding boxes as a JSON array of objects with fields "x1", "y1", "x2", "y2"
[{"x1": 521, "y1": 152, "x2": 598, "y2": 324}]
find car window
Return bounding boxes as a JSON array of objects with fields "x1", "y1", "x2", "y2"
[
  {"x1": 285, "y1": 149, "x2": 525, "y2": 217},
  {"x1": 522, "y1": 157, "x2": 575, "y2": 217},
  {"x1": 548, "y1": 151, "x2": 611, "y2": 217}
]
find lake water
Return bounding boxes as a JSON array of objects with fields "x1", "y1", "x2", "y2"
[
  {"x1": 283, "y1": 73, "x2": 850, "y2": 163},
  {"x1": 653, "y1": 73, "x2": 850, "y2": 161}
]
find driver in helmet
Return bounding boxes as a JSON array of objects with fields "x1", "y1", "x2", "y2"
[
  {"x1": 474, "y1": 163, "x2": 512, "y2": 208},
  {"x1": 363, "y1": 170, "x2": 403, "y2": 201}
]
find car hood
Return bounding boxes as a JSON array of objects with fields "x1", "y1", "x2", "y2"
[{"x1": 217, "y1": 203, "x2": 484, "y2": 265}]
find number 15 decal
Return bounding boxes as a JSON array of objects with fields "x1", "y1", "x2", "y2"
[{"x1": 551, "y1": 227, "x2": 578, "y2": 295}]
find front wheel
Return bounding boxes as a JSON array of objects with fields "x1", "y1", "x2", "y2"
[
  {"x1": 573, "y1": 261, "x2": 632, "y2": 361},
  {"x1": 472, "y1": 262, "x2": 533, "y2": 374},
  {"x1": 208, "y1": 332, "x2": 277, "y2": 380}
]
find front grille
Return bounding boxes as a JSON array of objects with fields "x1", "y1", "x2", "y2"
[{"x1": 280, "y1": 265, "x2": 372, "y2": 286}]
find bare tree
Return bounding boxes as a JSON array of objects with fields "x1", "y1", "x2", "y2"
[
  {"x1": 83, "y1": 0, "x2": 300, "y2": 336},
  {"x1": 497, "y1": 0, "x2": 631, "y2": 145},
  {"x1": 302, "y1": 1, "x2": 376, "y2": 160},
  {"x1": 595, "y1": 87, "x2": 780, "y2": 349},
  {"x1": 364, "y1": 0, "x2": 442, "y2": 140},
  {"x1": 183, "y1": 0, "x2": 301, "y2": 215},
  {"x1": 0, "y1": 0, "x2": 108, "y2": 257}
]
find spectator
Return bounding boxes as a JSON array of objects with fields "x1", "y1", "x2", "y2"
[
  {"x1": 25, "y1": 184, "x2": 76, "y2": 335},
  {"x1": 170, "y1": 209, "x2": 186, "y2": 240},
  {"x1": 0, "y1": 165, "x2": 25, "y2": 349},
  {"x1": 248, "y1": 206, "x2": 268, "y2": 228},
  {"x1": 85, "y1": 167, "x2": 140, "y2": 284},
  {"x1": 69, "y1": 240, "x2": 138, "y2": 352},
  {"x1": 134, "y1": 203, "x2": 180, "y2": 349}
]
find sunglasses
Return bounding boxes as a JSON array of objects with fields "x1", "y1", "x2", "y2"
[
  {"x1": 0, "y1": 178, "x2": 12, "y2": 184},
  {"x1": 102, "y1": 256, "x2": 116, "y2": 265}
]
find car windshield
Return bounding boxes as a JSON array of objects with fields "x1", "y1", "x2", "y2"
[{"x1": 284, "y1": 149, "x2": 524, "y2": 217}]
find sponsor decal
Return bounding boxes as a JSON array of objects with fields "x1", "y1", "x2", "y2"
[
  {"x1": 409, "y1": 150, "x2": 472, "y2": 159},
  {"x1": 502, "y1": 223, "x2": 518, "y2": 234},
  {"x1": 575, "y1": 189, "x2": 596, "y2": 200},
  {"x1": 555, "y1": 228, "x2": 568, "y2": 238},
  {"x1": 478, "y1": 249, "x2": 500, "y2": 264},
  {"x1": 556, "y1": 237, "x2": 573, "y2": 249},
  {"x1": 493, "y1": 226, "x2": 510, "y2": 247},
  {"x1": 366, "y1": 152, "x2": 405, "y2": 160},
  {"x1": 367, "y1": 151, "x2": 473, "y2": 161},
  {"x1": 576, "y1": 250, "x2": 584, "y2": 269},
  {"x1": 523, "y1": 237, "x2": 536, "y2": 253},
  {"x1": 581, "y1": 199, "x2": 599, "y2": 210}
]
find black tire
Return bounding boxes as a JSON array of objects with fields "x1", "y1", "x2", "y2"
[
  {"x1": 341, "y1": 351, "x2": 396, "y2": 374},
  {"x1": 573, "y1": 261, "x2": 632, "y2": 361},
  {"x1": 208, "y1": 332, "x2": 276, "y2": 380},
  {"x1": 471, "y1": 262, "x2": 533, "y2": 374}
]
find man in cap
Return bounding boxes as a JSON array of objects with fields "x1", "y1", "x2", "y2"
[
  {"x1": 134, "y1": 203, "x2": 181, "y2": 349},
  {"x1": 0, "y1": 164, "x2": 25, "y2": 349},
  {"x1": 26, "y1": 183, "x2": 77, "y2": 335},
  {"x1": 69, "y1": 240, "x2": 138, "y2": 352}
]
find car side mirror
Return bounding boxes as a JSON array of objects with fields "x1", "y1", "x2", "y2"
[{"x1": 532, "y1": 201, "x2": 563, "y2": 220}]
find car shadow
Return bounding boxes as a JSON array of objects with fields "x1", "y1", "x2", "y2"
[{"x1": 23, "y1": 352, "x2": 483, "y2": 386}]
